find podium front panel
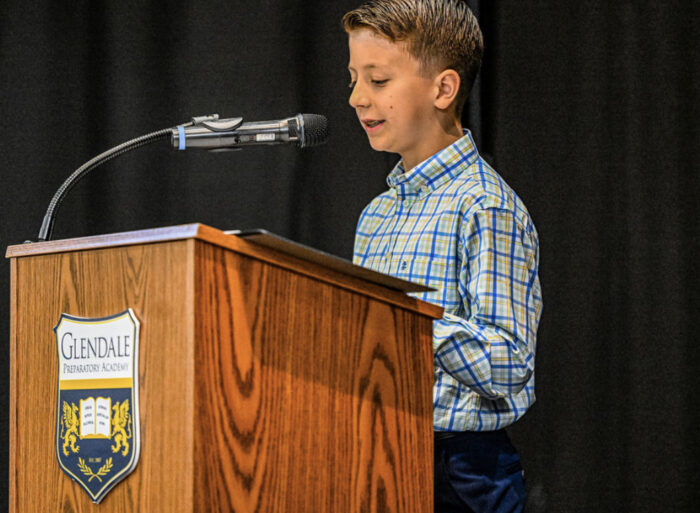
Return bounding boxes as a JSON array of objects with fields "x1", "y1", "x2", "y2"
[{"x1": 9, "y1": 241, "x2": 197, "y2": 512}]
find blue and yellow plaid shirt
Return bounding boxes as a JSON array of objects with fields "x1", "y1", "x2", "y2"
[{"x1": 353, "y1": 131, "x2": 542, "y2": 431}]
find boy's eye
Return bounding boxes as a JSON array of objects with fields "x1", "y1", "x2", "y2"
[{"x1": 371, "y1": 79, "x2": 388, "y2": 86}]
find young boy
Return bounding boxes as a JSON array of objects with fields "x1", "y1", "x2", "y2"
[{"x1": 344, "y1": 1, "x2": 542, "y2": 512}]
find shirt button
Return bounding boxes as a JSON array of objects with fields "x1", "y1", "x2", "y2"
[{"x1": 403, "y1": 199, "x2": 410, "y2": 206}]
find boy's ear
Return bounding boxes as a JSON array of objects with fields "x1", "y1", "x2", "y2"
[{"x1": 433, "y1": 69, "x2": 461, "y2": 111}]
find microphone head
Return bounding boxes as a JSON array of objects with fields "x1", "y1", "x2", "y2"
[{"x1": 298, "y1": 114, "x2": 328, "y2": 148}]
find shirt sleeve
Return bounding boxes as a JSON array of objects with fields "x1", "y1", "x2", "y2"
[{"x1": 433, "y1": 206, "x2": 541, "y2": 400}]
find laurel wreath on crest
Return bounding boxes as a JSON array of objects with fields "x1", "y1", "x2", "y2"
[{"x1": 78, "y1": 457, "x2": 113, "y2": 482}]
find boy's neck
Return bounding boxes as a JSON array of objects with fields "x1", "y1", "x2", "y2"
[{"x1": 401, "y1": 119, "x2": 463, "y2": 172}]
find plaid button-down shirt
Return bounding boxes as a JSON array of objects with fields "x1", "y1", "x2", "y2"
[{"x1": 353, "y1": 131, "x2": 542, "y2": 431}]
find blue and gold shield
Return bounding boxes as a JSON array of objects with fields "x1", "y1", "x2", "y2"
[{"x1": 54, "y1": 309, "x2": 140, "y2": 503}]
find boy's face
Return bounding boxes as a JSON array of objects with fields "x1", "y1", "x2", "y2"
[{"x1": 347, "y1": 29, "x2": 440, "y2": 168}]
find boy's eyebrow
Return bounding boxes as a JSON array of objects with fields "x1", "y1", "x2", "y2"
[{"x1": 347, "y1": 64, "x2": 384, "y2": 72}]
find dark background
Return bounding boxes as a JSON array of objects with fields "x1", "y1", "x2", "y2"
[{"x1": 1, "y1": 1, "x2": 698, "y2": 511}]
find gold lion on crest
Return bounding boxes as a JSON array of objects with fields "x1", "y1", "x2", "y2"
[
  {"x1": 60, "y1": 402, "x2": 80, "y2": 456},
  {"x1": 111, "y1": 400, "x2": 132, "y2": 456}
]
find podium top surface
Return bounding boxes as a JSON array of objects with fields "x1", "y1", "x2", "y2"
[{"x1": 6, "y1": 224, "x2": 443, "y2": 318}]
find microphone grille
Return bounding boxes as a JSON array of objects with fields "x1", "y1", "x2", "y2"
[{"x1": 300, "y1": 114, "x2": 328, "y2": 148}]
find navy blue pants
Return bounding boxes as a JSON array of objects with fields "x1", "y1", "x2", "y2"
[{"x1": 434, "y1": 430, "x2": 526, "y2": 513}]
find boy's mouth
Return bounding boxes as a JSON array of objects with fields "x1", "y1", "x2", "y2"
[{"x1": 362, "y1": 119, "x2": 385, "y2": 132}]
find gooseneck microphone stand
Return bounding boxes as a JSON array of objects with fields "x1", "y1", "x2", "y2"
[
  {"x1": 33, "y1": 113, "x2": 328, "y2": 242},
  {"x1": 35, "y1": 115, "x2": 219, "y2": 242}
]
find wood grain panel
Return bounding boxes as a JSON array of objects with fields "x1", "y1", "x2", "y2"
[
  {"x1": 193, "y1": 241, "x2": 434, "y2": 512},
  {"x1": 9, "y1": 258, "x2": 17, "y2": 513},
  {"x1": 10, "y1": 241, "x2": 195, "y2": 512}
]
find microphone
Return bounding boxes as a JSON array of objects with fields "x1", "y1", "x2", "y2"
[
  {"x1": 33, "y1": 112, "x2": 329, "y2": 242},
  {"x1": 172, "y1": 113, "x2": 328, "y2": 150}
]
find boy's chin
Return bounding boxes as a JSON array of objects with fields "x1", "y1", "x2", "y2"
[{"x1": 367, "y1": 136, "x2": 389, "y2": 153}]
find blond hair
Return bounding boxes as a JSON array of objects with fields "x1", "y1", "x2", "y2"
[{"x1": 343, "y1": 0, "x2": 483, "y2": 116}]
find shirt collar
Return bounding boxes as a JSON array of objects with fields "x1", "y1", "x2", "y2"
[{"x1": 386, "y1": 129, "x2": 479, "y2": 201}]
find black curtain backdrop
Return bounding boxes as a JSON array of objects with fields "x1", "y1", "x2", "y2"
[{"x1": 1, "y1": 1, "x2": 698, "y2": 511}]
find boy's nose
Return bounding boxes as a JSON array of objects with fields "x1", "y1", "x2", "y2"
[{"x1": 349, "y1": 83, "x2": 369, "y2": 109}]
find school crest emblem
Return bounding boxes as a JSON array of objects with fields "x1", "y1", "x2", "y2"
[{"x1": 54, "y1": 309, "x2": 140, "y2": 503}]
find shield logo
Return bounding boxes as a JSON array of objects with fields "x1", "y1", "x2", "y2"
[{"x1": 54, "y1": 309, "x2": 140, "y2": 503}]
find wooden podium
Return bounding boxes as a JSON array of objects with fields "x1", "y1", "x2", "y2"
[{"x1": 6, "y1": 224, "x2": 442, "y2": 512}]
